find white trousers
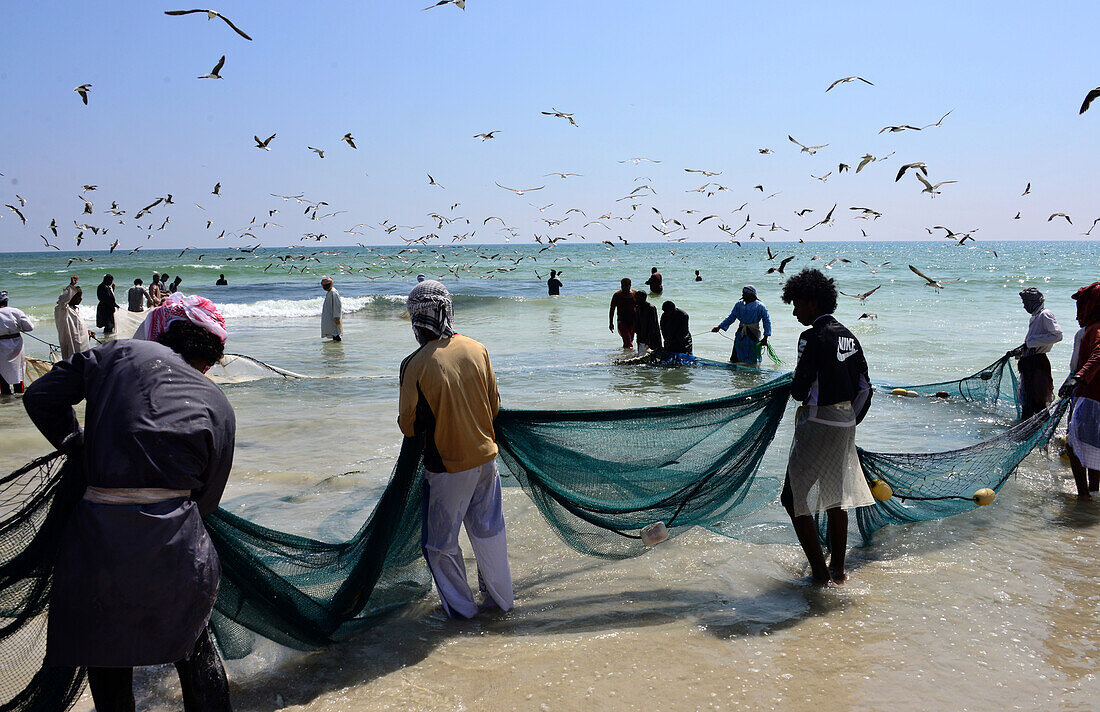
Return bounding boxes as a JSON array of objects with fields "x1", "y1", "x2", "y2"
[{"x1": 422, "y1": 461, "x2": 513, "y2": 618}]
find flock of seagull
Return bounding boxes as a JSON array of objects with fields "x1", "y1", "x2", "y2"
[{"x1": 3, "y1": 8, "x2": 1099, "y2": 309}]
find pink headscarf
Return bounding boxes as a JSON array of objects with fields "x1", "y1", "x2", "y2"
[{"x1": 134, "y1": 293, "x2": 228, "y2": 345}]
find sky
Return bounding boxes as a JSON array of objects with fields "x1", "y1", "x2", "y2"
[{"x1": 1, "y1": 1, "x2": 1098, "y2": 253}]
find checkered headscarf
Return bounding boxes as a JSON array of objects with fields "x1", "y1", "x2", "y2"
[{"x1": 406, "y1": 280, "x2": 455, "y2": 344}]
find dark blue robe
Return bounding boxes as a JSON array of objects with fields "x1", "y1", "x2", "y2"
[{"x1": 23, "y1": 340, "x2": 235, "y2": 667}]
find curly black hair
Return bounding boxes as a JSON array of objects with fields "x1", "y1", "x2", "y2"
[
  {"x1": 780, "y1": 268, "x2": 838, "y2": 313},
  {"x1": 156, "y1": 319, "x2": 225, "y2": 367}
]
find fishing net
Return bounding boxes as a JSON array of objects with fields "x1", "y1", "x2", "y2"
[
  {"x1": 886, "y1": 355, "x2": 1021, "y2": 416},
  {"x1": 206, "y1": 354, "x2": 307, "y2": 383},
  {"x1": 24, "y1": 353, "x2": 303, "y2": 387},
  {"x1": 0, "y1": 453, "x2": 85, "y2": 712},
  {"x1": 0, "y1": 360, "x2": 1064, "y2": 711},
  {"x1": 495, "y1": 374, "x2": 793, "y2": 558},
  {"x1": 846, "y1": 398, "x2": 1068, "y2": 545}
]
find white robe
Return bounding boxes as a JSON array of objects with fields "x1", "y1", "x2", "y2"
[
  {"x1": 0, "y1": 306, "x2": 34, "y2": 385},
  {"x1": 54, "y1": 286, "x2": 90, "y2": 361},
  {"x1": 321, "y1": 288, "x2": 342, "y2": 338}
]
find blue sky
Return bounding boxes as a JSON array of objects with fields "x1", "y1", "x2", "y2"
[{"x1": 2, "y1": 1, "x2": 1098, "y2": 252}]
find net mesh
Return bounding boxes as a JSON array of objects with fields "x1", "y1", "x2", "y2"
[
  {"x1": 848, "y1": 398, "x2": 1069, "y2": 545},
  {"x1": 0, "y1": 357, "x2": 1066, "y2": 712},
  {"x1": 495, "y1": 374, "x2": 793, "y2": 558}
]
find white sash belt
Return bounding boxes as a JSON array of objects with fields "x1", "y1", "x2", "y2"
[{"x1": 83, "y1": 487, "x2": 191, "y2": 505}]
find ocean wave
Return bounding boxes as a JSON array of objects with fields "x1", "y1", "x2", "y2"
[
  {"x1": 183, "y1": 264, "x2": 226, "y2": 269},
  {"x1": 216, "y1": 294, "x2": 404, "y2": 319},
  {"x1": 15, "y1": 272, "x2": 36, "y2": 276}
]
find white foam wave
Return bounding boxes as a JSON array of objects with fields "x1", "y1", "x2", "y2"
[
  {"x1": 216, "y1": 294, "x2": 404, "y2": 320},
  {"x1": 183, "y1": 264, "x2": 226, "y2": 269},
  {"x1": 15, "y1": 272, "x2": 36, "y2": 276}
]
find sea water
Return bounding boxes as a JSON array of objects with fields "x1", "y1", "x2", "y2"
[{"x1": 1, "y1": 241, "x2": 1097, "y2": 710}]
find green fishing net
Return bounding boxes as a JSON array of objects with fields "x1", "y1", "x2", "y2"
[{"x1": 0, "y1": 357, "x2": 1064, "y2": 712}]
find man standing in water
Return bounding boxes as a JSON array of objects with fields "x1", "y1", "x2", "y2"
[
  {"x1": 609, "y1": 278, "x2": 637, "y2": 349},
  {"x1": 128, "y1": 279, "x2": 152, "y2": 313},
  {"x1": 1060, "y1": 281, "x2": 1100, "y2": 500},
  {"x1": 713, "y1": 285, "x2": 772, "y2": 366},
  {"x1": 149, "y1": 273, "x2": 166, "y2": 306},
  {"x1": 633, "y1": 291, "x2": 662, "y2": 356},
  {"x1": 96, "y1": 274, "x2": 118, "y2": 337},
  {"x1": 1008, "y1": 287, "x2": 1062, "y2": 420},
  {"x1": 780, "y1": 269, "x2": 874, "y2": 586},
  {"x1": 547, "y1": 270, "x2": 563, "y2": 296},
  {"x1": 320, "y1": 276, "x2": 342, "y2": 342},
  {"x1": 0, "y1": 291, "x2": 34, "y2": 395},
  {"x1": 399, "y1": 280, "x2": 513, "y2": 618},
  {"x1": 645, "y1": 267, "x2": 663, "y2": 296},
  {"x1": 55, "y1": 277, "x2": 91, "y2": 360},
  {"x1": 216, "y1": 274, "x2": 228, "y2": 286},
  {"x1": 24, "y1": 294, "x2": 235, "y2": 711}
]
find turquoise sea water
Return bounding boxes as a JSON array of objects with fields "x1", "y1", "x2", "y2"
[{"x1": 1, "y1": 240, "x2": 1098, "y2": 711}]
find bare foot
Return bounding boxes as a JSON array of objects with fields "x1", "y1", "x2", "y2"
[
  {"x1": 812, "y1": 576, "x2": 837, "y2": 588},
  {"x1": 830, "y1": 570, "x2": 848, "y2": 585},
  {"x1": 1076, "y1": 493, "x2": 1092, "y2": 502}
]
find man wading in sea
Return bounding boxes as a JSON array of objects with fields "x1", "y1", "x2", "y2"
[
  {"x1": 320, "y1": 276, "x2": 342, "y2": 342},
  {"x1": 609, "y1": 278, "x2": 637, "y2": 349},
  {"x1": 780, "y1": 269, "x2": 874, "y2": 586},
  {"x1": 24, "y1": 294, "x2": 236, "y2": 711},
  {"x1": 712, "y1": 285, "x2": 771, "y2": 366},
  {"x1": 1007, "y1": 287, "x2": 1062, "y2": 420},
  {"x1": 399, "y1": 280, "x2": 513, "y2": 618},
  {"x1": 1060, "y1": 281, "x2": 1100, "y2": 500}
]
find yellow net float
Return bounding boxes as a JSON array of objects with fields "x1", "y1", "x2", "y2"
[
  {"x1": 973, "y1": 488, "x2": 996, "y2": 506},
  {"x1": 890, "y1": 388, "x2": 920, "y2": 397},
  {"x1": 870, "y1": 479, "x2": 893, "y2": 501}
]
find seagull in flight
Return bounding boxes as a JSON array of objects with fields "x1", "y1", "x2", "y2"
[
  {"x1": 895, "y1": 162, "x2": 928, "y2": 182},
  {"x1": 921, "y1": 109, "x2": 953, "y2": 129},
  {"x1": 542, "y1": 108, "x2": 578, "y2": 126},
  {"x1": 1048, "y1": 212, "x2": 1072, "y2": 224},
  {"x1": 474, "y1": 131, "x2": 500, "y2": 140},
  {"x1": 422, "y1": 0, "x2": 465, "y2": 9},
  {"x1": 805, "y1": 204, "x2": 837, "y2": 231},
  {"x1": 495, "y1": 182, "x2": 544, "y2": 195},
  {"x1": 826, "y1": 76, "x2": 873, "y2": 92},
  {"x1": 254, "y1": 133, "x2": 276, "y2": 150},
  {"x1": 164, "y1": 9, "x2": 253, "y2": 40},
  {"x1": 74, "y1": 84, "x2": 91, "y2": 105},
  {"x1": 545, "y1": 172, "x2": 582, "y2": 178},
  {"x1": 341, "y1": 133, "x2": 356, "y2": 149},
  {"x1": 308, "y1": 146, "x2": 325, "y2": 158},
  {"x1": 915, "y1": 173, "x2": 956, "y2": 196},
  {"x1": 619, "y1": 157, "x2": 660, "y2": 164},
  {"x1": 788, "y1": 135, "x2": 827, "y2": 155},
  {"x1": 1021, "y1": 182, "x2": 1031, "y2": 196},
  {"x1": 1081, "y1": 87, "x2": 1100, "y2": 114},
  {"x1": 879, "y1": 124, "x2": 921, "y2": 133},
  {"x1": 767, "y1": 256, "x2": 795, "y2": 275},
  {"x1": 909, "y1": 264, "x2": 958, "y2": 289},
  {"x1": 840, "y1": 285, "x2": 882, "y2": 304},
  {"x1": 427, "y1": 174, "x2": 444, "y2": 188},
  {"x1": 198, "y1": 55, "x2": 225, "y2": 79}
]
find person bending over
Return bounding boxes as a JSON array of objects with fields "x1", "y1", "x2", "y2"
[
  {"x1": 660, "y1": 301, "x2": 693, "y2": 355},
  {"x1": 633, "y1": 290, "x2": 662, "y2": 356},
  {"x1": 780, "y1": 269, "x2": 874, "y2": 586},
  {"x1": 24, "y1": 294, "x2": 235, "y2": 712},
  {"x1": 399, "y1": 280, "x2": 513, "y2": 618}
]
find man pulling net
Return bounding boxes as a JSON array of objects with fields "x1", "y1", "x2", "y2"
[{"x1": 23, "y1": 293, "x2": 236, "y2": 712}]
